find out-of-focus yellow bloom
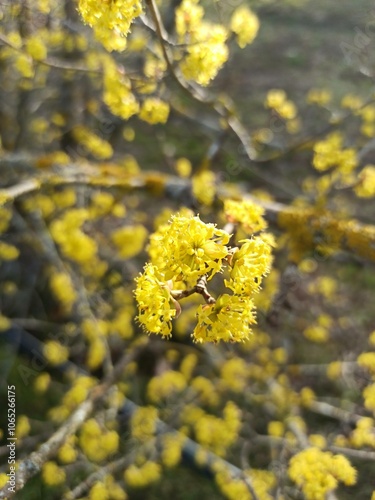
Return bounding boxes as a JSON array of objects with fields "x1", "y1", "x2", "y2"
[
  {"x1": 0, "y1": 242, "x2": 19, "y2": 260},
  {"x1": 306, "y1": 88, "x2": 332, "y2": 106},
  {"x1": 111, "y1": 225, "x2": 148, "y2": 259},
  {"x1": 58, "y1": 436, "x2": 78, "y2": 464},
  {"x1": 288, "y1": 448, "x2": 356, "y2": 499},
  {"x1": 25, "y1": 36, "x2": 47, "y2": 60},
  {"x1": 33, "y1": 372, "x2": 51, "y2": 393},
  {"x1": 175, "y1": 158, "x2": 192, "y2": 178},
  {"x1": 363, "y1": 383, "x2": 375, "y2": 412},
  {"x1": 194, "y1": 401, "x2": 241, "y2": 456},
  {"x1": 357, "y1": 352, "x2": 375, "y2": 374},
  {"x1": 139, "y1": 98, "x2": 170, "y2": 124},
  {"x1": 303, "y1": 324, "x2": 329, "y2": 343},
  {"x1": 131, "y1": 406, "x2": 158, "y2": 442},
  {"x1": 72, "y1": 125, "x2": 113, "y2": 160},
  {"x1": 124, "y1": 461, "x2": 161, "y2": 488},
  {"x1": 147, "y1": 370, "x2": 187, "y2": 403},
  {"x1": 78, "y1": 0, "x2": 143, "y2": 52},
  {"x1": 103, "y1": 59, "x2": 139, "y2": 119},
  {"x1": 161, "y1": 433, "x2": 185, "y2": 468},
  {"x1": 50, "y1": 272, "x2": 77, "y2": 312},
  {"x1": 15, "y1": 415, "x2": 30, "y2": 439},
  {"x1": 192, "y1": 171, "x2": 216, "y2": 206},
  {"x1": 224, "y1": 199, "x2": 267, "y2": 234},
  {"x1": 230, "y1": 6, "x2": 259, "y2": 49},
  {"x1": 355, "y1": 165, "x2": 375, "y2": 198},
  {"x1": 42, "y1": 461, "x2": 66, "y2": 486},
  {"x1": 44, "y1": 340, "x2": 69, "y2": 366},
  {"x1": 0, "y1": 314, "x2": 10, "y2": 332},
  {"x1": 326, "y1": 361, "x2": 342, "y2": 380},
  {"x1": 220, "y1": 357, "x2": 248, "y2": 392},
  {"x1": 79, "y1": 419, "x2": 119, "y2": 462}
]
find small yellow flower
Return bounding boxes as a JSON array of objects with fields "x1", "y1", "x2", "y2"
[
  {"x1": 230, "y1": 6, "x2": 259, "y2": 49},
  {"x1": 44, "y1": 340, "x2": 69, "y2": 366},
  {"x1": 135, "y1": 263, "x2": 177, "y2": 338},
  {"x1": 42, "y1": 461, "x2": 66, "y2": 486},
  {"x1": 138, "y1": 98, "x2": 169, "y2": 124},
  {"x1": 193, "y1": 294, "x2": 256, "y2": 343}
]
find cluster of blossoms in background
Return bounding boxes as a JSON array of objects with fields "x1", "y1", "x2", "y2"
[{"x1": 135, "y1": 200, "x2": 274, "y2": 343}]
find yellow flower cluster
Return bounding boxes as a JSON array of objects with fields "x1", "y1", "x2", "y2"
[
  {"x1": 0, "y1": 474, "x2": 8, "y2": 489},
  {"x1": 78, "y1": 0, "x2": 143, "y2": 52},
  {"x1": 139, "y1": 98, "x2": 170, "y2": 124},
  {"x1": 357, "y1": 352, "x2": 375, "y2": 374},
  {"x1": 135, "y1": 263, "x2": 178, "y2": 337},
  {"x1": 230, "y1": 6, "x2": 259, "y2": 49},
  {"x1": 359, "y1": 104, "x2": 375, "y2": 137},
  {"x1": 313, "y1": 132, "x2": 358, "y2": 176},
  {"x1": 79, "y1": 419, "x2": 119, "y2": 462},
  {"x1": 194, "y1": 294, "x2": 256, "y2": 343},
  {"x1": 216, "y1": 467, "x2": 275, "y2": 500},
  {"x1": 33, "y1": 372, "x2": 51, "y2": 393},
  {"x1": 124, "y1": 461, "x2": 161, "y2": 488},
  {"x1": 288, "y1": 447, "x2": 356, "y2": 500},
  {"x1": 131, "y1": 406, "x2": 158, "y2": 442},
  {"x1": 225, "y1": 238, "x2": 273, "y2": 295},
  {"x1": 89, "y1": 191, "x2": 115, "y2": 218},
  {"x1": 15, "y1": 415, "x2": 30, "y2": 439},
  {"x1": 161, "y1": 433, "x2": 185, "y2": 468},
  {"x1": 136, "y1": 207, "x2": 273, "y2": 343},
  {"x1": 48, "y1": 376, "x2": 97, "y2": 422},
  {"x1": 149, "y1": 214, "x2": 230, "y2": 283},
  {"x1": 265, "y1": 89, "x2": 299, "y2": 128},
  {"x1": 303, "y1": 324, "x2": 329, "y2": 343},
  {"x1": 58, "y1": 436, "x2": 78, "y2": 464},
  {"x1": 220, "y1": 357, "x2": 248, "y2": 392},
  {"x1": 72, "y1": 125, "x2": 113, "y2": 160},
  {"x1": 191, "y1": 376, "x2": 219, "y2": 406},
  {"x1": 224, "y1": 199, "x2": 267, "y2": 234},
  {"x1": 192, "y1": 171, "x2": 216, "y2": 206},
  {"x1": 43, "y1": 340, "x2": 69, "y2": 366},
  {"x1": 111, "y1": 225, "x2": 148, "y2": 259},
  {"x1": 355, "y1": 165, "x2": 375, "y2": 198},
  {"x1": 176, "y1": 0, "x2": 228, "y2": 85},
  {"x1": 147, "y1": 370, "x2": 187, "y2": 403},
  {"x1": 89, "y1": 476, "x2": 127, "y2": 500},
  {"x1": 350, "y1": 417, "x2": 375, "y2": 448},
  {"x1": 0, "y1": 241, "x2": 19, "y2": 261},
  {"x1": 194, "y1": 401, "x2": 241, "y2": 456},
  {"x1": 306, "y1": 88, "x2": 332, "y2": 106},
  {"x1": 0, "y1": 208, "x2": 12, "y2": 233},
  {"x1": 49, "y1": 271, "x2": 77, "y2": 313},
  {"x1": 180, "y1": 24, "x2": 229, "y2": 86},
  {"x1": 103, "y1": 58, "x2": 139, "y2": 120},
  {"x1": 363, "y1": 383, "x2": 375, "y2": 412},
  {"x1": 42, "y1": 461, "x2": 66, "y2": 486},
  {"x1": 25, "y1": 35, "x2": 47, "y2": 60},
  {"x1": 0, "y1": 314, "x2": 12, "y2": 332}
]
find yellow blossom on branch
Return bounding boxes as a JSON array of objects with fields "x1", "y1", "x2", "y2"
[
  {"x1": 78, "y1": 0, "x2": 143, "y2": 52},
  {"x1": 138, "y1": 98, "x2": 170, "y2": 124},
  {"x1": 225, "y1": 237, "x2": 273, "y2": 295},
  {"x1": 224, "y1": 199, "x2": 267, "y2": 234},
  {"x1": 288, "y1": 447, "x2": 356, "y2": 500},
  {"x1": 135, "y1": 263, "x2": 177, "y2": 338},
  {"x1": 230, "y1": 6, "x2": 259, "y2": 49},
  {"x1": 193, "y1": 294, "x2": 256, "y2": 343}
]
